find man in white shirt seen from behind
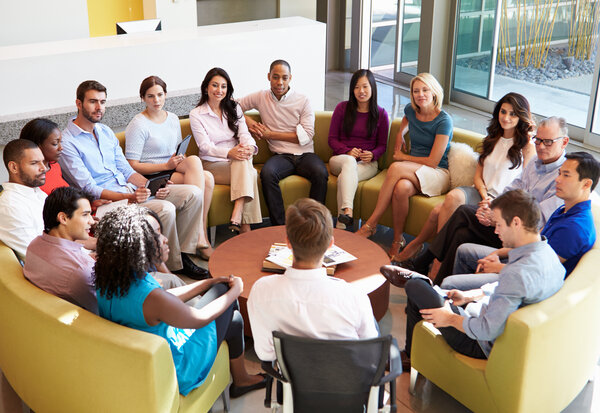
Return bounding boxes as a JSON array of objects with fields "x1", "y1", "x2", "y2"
[
  {"x1": 239, "y1": 60, "x2": 329, "y2": 226},
  {"x1": 0, "y1": 139, "x2": 47, "y2": 261},
  {"x1": 248, "y1": 198, "x2": 378, "y2": 361}
]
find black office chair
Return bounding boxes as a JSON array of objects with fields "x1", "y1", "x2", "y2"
[{"x1": 261, "y1": 332, "x2": 401, "y2": 413}]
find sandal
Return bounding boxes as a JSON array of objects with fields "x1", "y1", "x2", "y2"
[
  {"x1": 388, "y1": 237, "x2": 407, "y2": 259},
  {"x1": 391, "y1": 243, "x2": 424, "y2": 263},
  {"x1": 356, "y1": 222, "x2": 376, "y2": 238}
]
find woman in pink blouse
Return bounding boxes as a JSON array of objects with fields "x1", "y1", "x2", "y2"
[{"x1": 189, "y1": 68, "x2": 262, "y2": 234}]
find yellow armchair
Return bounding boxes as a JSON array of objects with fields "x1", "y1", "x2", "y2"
[
  {"x1": 409, "y1": 204, "x2": 600, "y2": 413},
  {"x1": 0, "y1": 241, "x2": 231, "y2": 413}
]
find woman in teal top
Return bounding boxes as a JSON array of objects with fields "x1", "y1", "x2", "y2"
[
  {"x1": 94, "y1": 205, "x2": 265, "y2": 397},
  {"x1": 357, "y1": 73, "x2": 453, "y2": 259}
]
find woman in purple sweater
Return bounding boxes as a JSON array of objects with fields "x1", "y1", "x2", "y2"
[{"x1": 328, "y1": 69, "x2": 389, "y2": 229}]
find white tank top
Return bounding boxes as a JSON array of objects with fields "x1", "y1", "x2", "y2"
[{"x1": 482, "y1": 137, "x2": 524, "y2": 197}]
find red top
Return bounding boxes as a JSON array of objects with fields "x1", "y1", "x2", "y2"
[{"x1": 40, "y1": 162, "x2": 69, "y2": 195}]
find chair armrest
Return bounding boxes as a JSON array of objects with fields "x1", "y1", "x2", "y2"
[{"x1": 377, "y1": 338, "x2": 402, "y2": 385}]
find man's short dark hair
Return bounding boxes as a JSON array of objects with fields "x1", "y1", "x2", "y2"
[
  {"x1": 76, "y1": 80, "x2": 107, "y2": 102},
  {"x1": 285, "y1": 198, "x2": 332, "y2": 263},
  {"x1": 491, "y1": 189, "x2": 541, "y2": 232},
  {"x1": 270, "y1": 59, "x2": 291, "y2": 73},
  {"x1": 3, "y1": 139, "x2": 39, "y2": 170},
  {"x1": 43, "y1": 187, "x2": 94, "y2": 233},
  {"x1": 566, "y1": 151, "x2": 600, "y2": 191}
]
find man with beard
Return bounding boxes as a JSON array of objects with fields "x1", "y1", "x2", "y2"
[
  {"x1": 59, "y1": 80, "x2": 209, "y2": 280},
  {"x1": 0, "y1": 139, "x2": 48, "y2": 261}
]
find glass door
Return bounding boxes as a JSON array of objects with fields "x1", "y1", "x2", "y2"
[
  {"x1": 452, "y1": 0, "x2": 498, "y2": 98},
  {"x1": 368, "y1": 0, "x2": 421, "y2": 83},
  {"x1": 370, "y1": 0, "x2": 399, "y2": 79},
  {"x1": 395, "y1": 0, "x2": 421, "y2": 79}
]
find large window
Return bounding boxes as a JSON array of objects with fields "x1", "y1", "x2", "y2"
[{"x1": 452, "y1": 0, "x2": 600, "y2": 145}]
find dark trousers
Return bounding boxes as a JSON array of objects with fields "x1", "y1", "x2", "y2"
[
  {"x1": 260, "y1": 153, "x2": 329, "y2": 225},
  {"x1": 404, "y1": 278, "x2": 486, "y2": 359},
  {"x1": 429, "y1": 205, "x2": 502, "y2": 284},
  {"x1": 195, "y1": 283, "x2": 244, "y2": 359}
]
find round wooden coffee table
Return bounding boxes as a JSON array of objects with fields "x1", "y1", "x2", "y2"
[{"x1": 209, "y1": 226, "x2": 390, "y2": 335}]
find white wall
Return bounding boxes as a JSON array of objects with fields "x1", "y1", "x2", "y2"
[
  {"x1": 279, "y1": 0, "x2": 316, "y2": 20},
  {"x1": 0, "y1": 0, "x2": 89, "y2": 47},
  {"x1": 144, "y1": 0, "x2": 197, "y2": 30},
  {"x1": 0, "y1": 17, "x2": 326, "y2": 119}
]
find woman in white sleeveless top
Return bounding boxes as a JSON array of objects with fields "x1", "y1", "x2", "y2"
[{"x1": 395, "y1": 92, "x2": 536, "y2": 262}]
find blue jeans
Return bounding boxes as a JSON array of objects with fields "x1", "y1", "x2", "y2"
[
  {"x1": 260, "y1": 153, "x2": 328, "y2": 225},
  {"x1": 442, "y1": 243, "x2": 506, "y2": 290}
]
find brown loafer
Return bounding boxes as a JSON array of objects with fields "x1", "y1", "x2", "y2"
[{"x1": 379, "y1": 264, "x2": 416, "y2": 288}]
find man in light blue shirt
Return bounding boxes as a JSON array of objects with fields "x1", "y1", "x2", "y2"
[
  {"x1": 384, "y1": 190, "x2": 564, "y2": 369},
  {"x1": 59, "y1": 80, "x2": 209, "y2": 279}
]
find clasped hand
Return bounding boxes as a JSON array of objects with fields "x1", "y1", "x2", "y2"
[
  {"x1": 228, "y1": 144, "x2": 253, "y2": 161},
  {"x1": 248, "y1": 122, "x2": 272, "y2": 140},
  {"x1": 475, "y1": 200, "x2": 495, "y2": 226},
  {"x1": 475, "y1": 252, "x2": 504, "y2": 274},
  {"x1": 347, "y1": 148, "x2": 373, "y2": 162}
]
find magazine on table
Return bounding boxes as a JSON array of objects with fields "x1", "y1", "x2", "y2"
[{"x1": 263, "y1": 243, "x2": 356, "y2": 275}]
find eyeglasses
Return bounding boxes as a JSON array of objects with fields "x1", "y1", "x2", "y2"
[{"x1": 532, "y1": 136, "x2": 564, "y2": 146}]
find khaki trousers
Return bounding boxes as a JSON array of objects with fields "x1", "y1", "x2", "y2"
[
  {"x1": 203, "y1": 159, "x2": 262, "y2": 224},
  {"x1": 143, "y1": 184, "x2": 203, "y2": 271},
  {"x1": 329, "y1": 155, "x2": 379, "y2": 213}
]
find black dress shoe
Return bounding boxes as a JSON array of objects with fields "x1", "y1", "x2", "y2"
[
  {"x1": 229, "y1": 373, "x2": 267, "y2": 398},
  {"x1": 337, "y1": 213, "x2": 354, "y2": 226},
  {"x1": 379, "y1": 264, "x2": 416, "y2": 288},
  {"x1": 174, "y1": 254, "x2": 211, "y2": 280}
]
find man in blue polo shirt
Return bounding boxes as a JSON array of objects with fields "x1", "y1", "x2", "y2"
[{"x1": 440, "y1": 151, "x2": 598, "y2": 290}]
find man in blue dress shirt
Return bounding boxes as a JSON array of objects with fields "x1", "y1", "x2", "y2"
[{"x1": 59, "y1": 80, "x2": 209, "y2": 279}]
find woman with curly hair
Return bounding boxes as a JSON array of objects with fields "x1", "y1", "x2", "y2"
[
  {"x1": 94, "y1": 205, "x2": 266, "y2": 397},
  {"x1": 394, "y1": 92, "x2": 535, "y2": 263},
  {"x1": 189, "y1": 67, "x2": 261, "y2": 234}
]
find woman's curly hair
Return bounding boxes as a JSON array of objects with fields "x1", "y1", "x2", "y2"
[{"x1": 93, "y1": 205, "x2": 161, "y2": 299}]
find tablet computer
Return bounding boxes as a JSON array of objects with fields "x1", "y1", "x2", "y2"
[
  {"x1": 176, "y1": 135, "x2": 192, "y2": 156},
  {"x1": 145, "y1": 174, "x2": 170, "y2": 196}
]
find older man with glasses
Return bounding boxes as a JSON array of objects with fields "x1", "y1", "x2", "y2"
[{"x1": 392, "y1": 116, "x2": 569, "y2": 285}]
